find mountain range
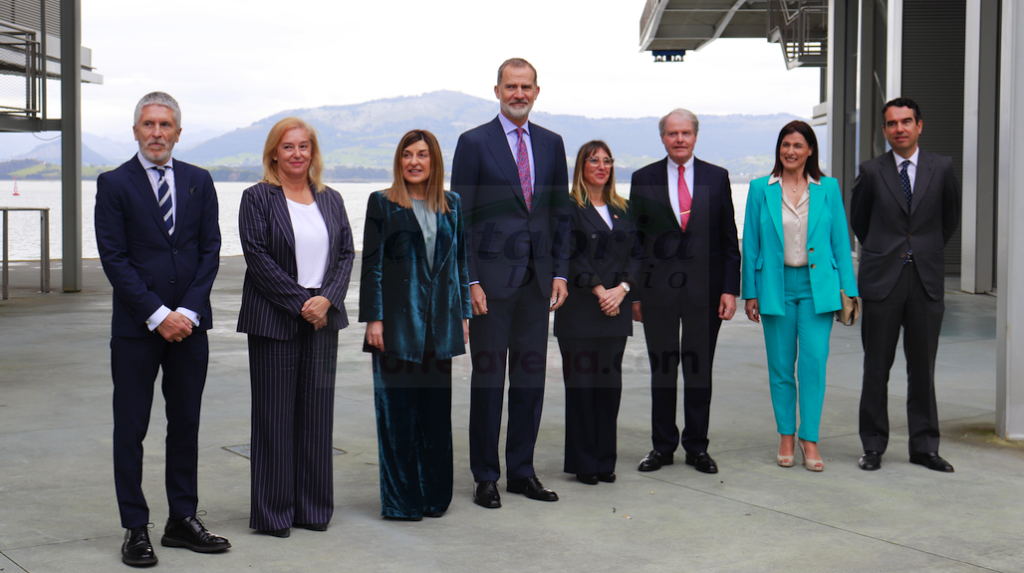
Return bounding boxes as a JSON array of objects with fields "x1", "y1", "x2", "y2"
[{"x1": 1, "y1": 91, "x2": 816, "y2": 181}]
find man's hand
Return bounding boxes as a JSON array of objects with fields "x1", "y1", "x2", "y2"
[
  {"x1": 744, "y1": 298, "x2": 760, "y2": 323},
  {"x1": 632, "y1": 301, "x2": 643, "y2": 323},
  {"x1": 301, "y1": 295, "x2": 332, "y2": 331},
  {"x1": 470, "y1": 284, "x2": 488, "y2": 316},
  {"x1": 365, "y1": 320, "x2": 385, "y2": 352},
  {"x1": 550, "y1": 279, "x2": 568, "y2": 312},
  {"x1": 719, "y1": 293, "x2": 737, "y2": 321},
  {"x1": 156, "y1": 311, "x2": 194, "y2": 343}
]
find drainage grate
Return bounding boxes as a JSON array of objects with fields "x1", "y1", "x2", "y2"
[{"x1": 223, "y1": 444, "x2": 348, "y2": 459}]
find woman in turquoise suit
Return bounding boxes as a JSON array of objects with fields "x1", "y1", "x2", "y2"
[
  {"x1": 742, "y1": 120, "x2": 858, "y2": 472},
  {"x1": 359, "y1": 129, "x2": 471, "y2": 519}
]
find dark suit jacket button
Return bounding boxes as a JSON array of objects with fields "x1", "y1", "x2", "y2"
[
  {"x1": 172, "y1": 248, "x2": 178, "y2": 254},
  {"x1": 907, "y1": 234, "x2": 912, "y2": 238},
  {"x1": 808, "y1": 247, "x2": 814, "y2": 253},
  {"x1": 591, "y1": 234, "x2": 597, "y2": 239},
  {"x1": 810, "y1": 264, "x2": 816, "y2": 269},
  {"x1": 170, "y1": 277, "x2": 176, "y2": 283}
]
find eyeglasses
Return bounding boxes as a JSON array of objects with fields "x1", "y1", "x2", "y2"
[{"x1": 586, "y1": 157, "x2": 615, "y2": 166}]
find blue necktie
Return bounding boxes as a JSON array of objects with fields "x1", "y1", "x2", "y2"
[
  {"x1": 899, "y1": 160, "x2": 912, "y2": 264},
  {"x1": 154, "y1": 166, "x2": 174, "y2": 235}
]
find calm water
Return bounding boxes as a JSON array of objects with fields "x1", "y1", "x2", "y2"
[{"x1": 0, "y1": 180, "x2": 750, "y2": 260}]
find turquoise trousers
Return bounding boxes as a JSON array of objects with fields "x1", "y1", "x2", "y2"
[{"x1": 760, "y1": 265, "x2": 834, "y2": 442}]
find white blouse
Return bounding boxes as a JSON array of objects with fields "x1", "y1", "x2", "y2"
[{"x1": 287, "y1": 198, "x2": 330, "y2": 288}]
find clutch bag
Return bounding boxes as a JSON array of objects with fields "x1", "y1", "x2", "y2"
[{"x1": 835, "y1": 289, "x2": 860, "y2": 326}]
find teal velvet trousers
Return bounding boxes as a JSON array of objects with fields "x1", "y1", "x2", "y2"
[
  {"x1": 372, "y1": 340, "x2": 453, "y2": 519},
  {"x1": 760, "y1": 265, "x2": 834, "y2": 442}
]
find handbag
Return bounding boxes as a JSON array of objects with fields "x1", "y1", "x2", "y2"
[{"x1": 835, "y1": 289, "x2": 860, "y2": 326}]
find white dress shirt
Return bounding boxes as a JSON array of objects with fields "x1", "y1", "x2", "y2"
[
  {"x1": 594, "y1": 204, "x2": 613, "y2": 229},
  {"x1": 498, "y1": 112, "x2": 535, "y2": 190},
  {"x1": 666, "y1": 155, "x2": 696, "y2": 228},
  {"x1": 137, "y1": 152, "x2": 199, "y2": 331},
  {"x1": 893, "y1": 147, "x2": 920, "y2": 191}
]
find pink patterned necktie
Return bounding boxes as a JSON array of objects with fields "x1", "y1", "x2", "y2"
[
  {"x1": 678, "y1": 164, "x2": 691, "y2": 231},
  {"x1": 515, "y1": 127, "x2": 533, "y2": 210}
]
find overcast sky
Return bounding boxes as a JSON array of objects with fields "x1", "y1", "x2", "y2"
[{"x1": 79, "y1": 0, "x2": 821, "y2": 144}]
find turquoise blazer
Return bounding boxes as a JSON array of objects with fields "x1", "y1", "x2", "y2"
[
  {"x1": 358, "y1": 190, "x2": 472, "y2": 363},
  {"x1": 741, "y1": 175, "x2": 859, "y2": 316}
]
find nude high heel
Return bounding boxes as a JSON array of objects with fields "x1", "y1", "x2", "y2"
[
  {"x1": 777, "y1": 435, "x2": 795, "y2": 467},
  {"x1": 799, "y1": 440, "x2": 824, "y2": 472}
]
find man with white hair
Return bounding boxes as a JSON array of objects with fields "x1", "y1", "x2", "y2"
[
  {"x1": 629, "y1": 109, "x2": 741, "y2": 475},
  {"x1": 95, "y1": 91, "x2": 229, "y2": 567}
]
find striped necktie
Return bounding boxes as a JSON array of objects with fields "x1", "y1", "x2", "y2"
[
  {"x1": 899, "y1": 160, "x2": 912, "y2": 264},
  {"x1": 515, "y1": 127, "x2": 533, "y2": 210},
  {"x1": 154, "y1": 166, "x2": 174, "y2": 235}
]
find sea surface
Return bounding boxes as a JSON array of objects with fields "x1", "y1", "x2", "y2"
[{"x1": 0, "y1": 180, "x2": 750, "y2": 260}]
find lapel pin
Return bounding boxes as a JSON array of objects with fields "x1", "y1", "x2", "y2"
[
  {"x1": 613, "y1": 214, "x2": 618, "y2": 219},
  {"x1": 189, "y1": 186, "x2": 196, "y2": 194}
]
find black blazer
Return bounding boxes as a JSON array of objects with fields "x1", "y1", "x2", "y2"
[
  {"x1": 554, "y1": 201, "x2": 642, "y2": 338},
  {"x1": 358, "y1": 191, "x2": 472, "y2": 363},
  {"x1": 95, "y1": 155, "x2": 221, "y2": 337},
  {"x1": 628, "y1": 157, "x2": 741, "y2": 308},
  {"x1": 850, "y1": 149, "x2": 961, "y2": 301},
  {"x1": 450, "y1": 116, "x2": 570, "y2": 300},
  {"x1": 236, "y1": 182, "x2": 355, "y2": 340}
]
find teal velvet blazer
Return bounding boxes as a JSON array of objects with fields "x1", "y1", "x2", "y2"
[
  {"x1": 359, "y1": 190, "x2": 472, "y2": 363},
  {"x1": 741, "y1": 175, "x2": 859, "y2": 316}
]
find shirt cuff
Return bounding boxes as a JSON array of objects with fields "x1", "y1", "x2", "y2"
[
  {"x1": 146, "y1": 305, "x2": 172, "y2": 331},
  {"x1": 469, "y1": 281, "x2": 480, "y2": 285},
  {"x1": 554, "y1": 277, "x2": 567, "y2": 282},
  {"x1": 175, "y1": 307, "x2": 200, "y2": 327}
]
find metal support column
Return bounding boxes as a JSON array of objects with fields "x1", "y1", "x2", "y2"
[
  {"x1": 997, "y1": 0, "x2": 1024, "y2": 440},
  {"x1": 61, "y1": 0, "x2": 82, "y2": 292},
  {"x1": 826, "y1": 0, "x2": 858, "y2": 209}
]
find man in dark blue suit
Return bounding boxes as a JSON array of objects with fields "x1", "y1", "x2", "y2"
[
  {"x1": 451, "y1": 58, "x2": 570, "y2": 508},
  {"x1": 629, "y1": 109, "x2": 741, "y2": 475},
  {"x1": 95, "y1": 92, "x2": 230, "y2": 567}
]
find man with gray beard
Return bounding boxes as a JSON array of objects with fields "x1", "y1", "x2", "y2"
[{"x1": 451, "y1": 58, "x2": 570, "y2": 509}]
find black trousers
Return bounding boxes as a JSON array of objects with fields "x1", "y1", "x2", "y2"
[
  {"x1": 641, "y1": 288, "x2": 722, "y2": 455},
  {"x1": 468, "y1": 279, "x2": 549, "y2": 482},
  {"x1": 558, "y1": 336, "x2": 626, "y2": 475},
  {"x1": 859, "y1": 263, "x2": 944, "y2": 455},
  {"x1": 111, "y1": 331, "x2": 208, "y2": 529}
]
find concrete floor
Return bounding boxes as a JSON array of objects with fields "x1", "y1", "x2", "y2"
[{"x1": 0, "y1": 257, "x2": 1021, "y2": 573}]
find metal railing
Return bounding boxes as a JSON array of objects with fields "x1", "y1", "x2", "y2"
[
  {"x1": 1, "y1": 206, "x2": 50, "y2": 299},
  {"x1": 767, "y1": 0, "x2": 828, "y2": 69}
]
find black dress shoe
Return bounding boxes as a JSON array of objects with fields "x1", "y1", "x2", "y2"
[
  {"x1": 161, "y1": 515, "x2": 231, "y2": 553},
  {"x1": 859, "y1": 451, "x2": 882, "y2": 471},
  {"x1": 576, "y1": 473, "x2": 599, "y2": 485},
  {"x1": 507, "y1": 476, "x2": 559, "y2": 501},
  {"x1": 122, "y1": 524, "x2": 158, "y2": 567},
  {"x1": 910, "y1": 452, "x2": 954, "y2": 472},
  {"x1": 473, "y1": 481, "x2": 501, "y2": 508},
  {"x1": 258, "y1": 528, "x2": 290, "y2": 538},
  {"x1": 637, "y1": 450, "x2": 673, "y2": 472},
  {"x1": 685, "y1": 452, "x2": 719, "y2": 474},
  {"x1": 384, "y1": 515, "x2": 423, "y2": 521},
  {"x1": 598, "y1": 471, "x2": 616, "y2": 483},
  {"x1": 423, "y1": 511, "x2": 445, "y2": 518},
  {"x1": 295, "y1": 523, "x2": 328, "y2": 531}
]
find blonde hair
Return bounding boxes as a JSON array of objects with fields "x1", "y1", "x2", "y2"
[
  {"x1": 385, "y1": 129, "x2": 449, "y2": 214},
  {"x1": 261, "y1": 117, "x2": 326, "y2": 192},
  {"x1": 570, "y1": 140, "x2": 626, "y2": 211}
]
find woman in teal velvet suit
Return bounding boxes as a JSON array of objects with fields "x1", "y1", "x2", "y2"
[
  {"x1": 359, "y1": 129, "x2": 471, "y2": 520},
  {"x1": 742, "y1": 121, "x2": 858, "y2": 471}
]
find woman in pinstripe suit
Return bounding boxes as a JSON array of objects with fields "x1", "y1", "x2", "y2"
[
  {"x1": 237, "y1": 117, "x2": 354, "y2": 537},
  {"x1": 359, "y1": 130, "x2": 471, "y2": 520}
]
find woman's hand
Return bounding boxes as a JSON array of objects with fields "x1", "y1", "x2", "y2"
[
  {"x1": 463, "y1": 318, "x2": 470, "y2": 344},
  {"x1": 598, "y1": 285, "x2": 627, "y2": 316},
  {"x1": 365, "y1": 320, "x2": 385, "y2": 352},
  {"x1": 744, "y1": 298, "x2": 760, "y2": 323},
  {"x1": 301, "y1": 295, "x2": 332, "y2": 331}
]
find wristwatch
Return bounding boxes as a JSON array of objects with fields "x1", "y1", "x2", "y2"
[{"x1": 619, "y1": 282, "x2": 631, "y2": 293}]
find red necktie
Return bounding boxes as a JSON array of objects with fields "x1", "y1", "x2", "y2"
[{"x1": 678, "y1": 164, "x2": 691, "y2": 231}]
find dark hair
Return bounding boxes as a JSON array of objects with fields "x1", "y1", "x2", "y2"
[
  {"x1": 497, "y1": 58, "x2": 538, "y2": 86},
  {"x1": 771, "y1": 120, "x2": 824, "y2": 181},
  {"x1": 882, "y1": 97, "x2": 922, "y2": 122}
]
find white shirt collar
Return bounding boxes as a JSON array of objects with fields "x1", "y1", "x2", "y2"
[
  {"x1": 498, "y1": 112, "x2": 530, "y2": 136},
  {"x1": 667, "y1": 155, "x2": 695, "y2": 173},
  {"x1": 768, "y1": 173, "x2": 820, "y2": 186},
  {"x1": 137, "y1": 151, "x2": 173, "y2": 171},
  {"x1": 894, "y1": 147, "x2": 919, "y2": 168}
]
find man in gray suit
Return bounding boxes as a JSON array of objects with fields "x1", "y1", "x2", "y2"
[{"x1": 850, "y1": 97, "x2": 961, "y2": 472}]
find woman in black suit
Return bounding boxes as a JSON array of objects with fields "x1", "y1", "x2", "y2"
[
  {"x1": 359, "y1": 129, "x2": 471, "y2": 520},
  {"x1": 237, "y1": 117, "x2": 354, "y2": 537},
  {"x1": 554, "y1": 140, "x2": 641, "y2": 485}
]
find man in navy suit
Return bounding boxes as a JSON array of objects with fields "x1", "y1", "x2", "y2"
[
  {"x1": 95, "y1": 92, "x2": 230, "y2": 567},
  {"x1": 629, "y1": 109, "x2": 741, "y2": 475},
  {"x1": 451, "y1": 58, "x2": 570, "y2": 508}
]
